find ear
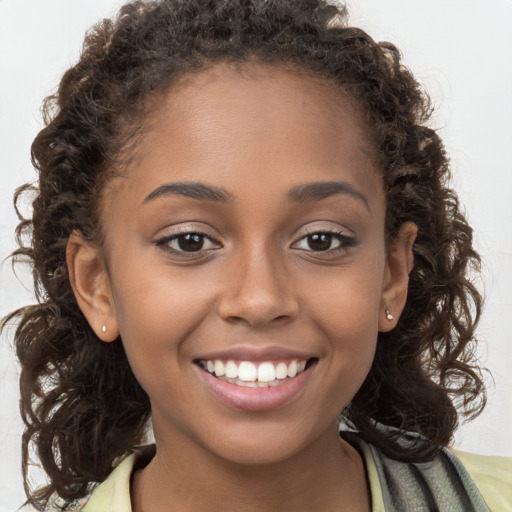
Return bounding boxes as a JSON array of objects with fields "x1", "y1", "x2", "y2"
[
  {"x1": 378, "y1": 222, "x2": 418, "y2": 332},
  {"x1": 66, "y1": 230, "x2": 120, "y2": 342}
]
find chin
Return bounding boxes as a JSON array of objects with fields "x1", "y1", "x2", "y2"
[
  {"x1": 209, "y1": 435, "x2": 307, "y2": 467},
  {"x1": 192, "y1": 413, "x2": 335, "y2": 469}
]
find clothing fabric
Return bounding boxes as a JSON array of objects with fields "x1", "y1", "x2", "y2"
[
  {"x1": 346, "y1": 433, "x2": 512, "y2": 511},
  {"x1": 74, "y1": 437, "x2": 511, "y2": 511}
]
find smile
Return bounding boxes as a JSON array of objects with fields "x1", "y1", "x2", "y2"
[
  {"x1": 194, "y1": 356, "x2": 317, "y2": 412},
  {"x1": 197, "y1": 359, "x2": 309, "y2": 387}
]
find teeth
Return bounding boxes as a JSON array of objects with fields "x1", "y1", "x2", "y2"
[
  {"x1": 257, "y1": 362, "x2": 276, "y2": 382},
  {"x1": 214, "y1": 360, "x2": 225, "y2": 377},
  {"x1": 275, "y1": 362, "x2": 288, "y2": 380},
  {"x1": 202, "y1": 358, "x2": 310, "y2": 385},
  {"x1": 287, "y1": 360, "x2": 298, "y2": 378},
  {"x1": 238, "y1": 361, "x2": 257, "y2": 381},
  {"x1": 225, "y1": 361, "x2": 238, "y2": 379}
]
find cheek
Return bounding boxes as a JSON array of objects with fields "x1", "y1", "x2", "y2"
[
  {"x1": 109, "y1": 265, "x2": 214, "y2": 385},
  {"x1": 305, "y1": 253, "x2": 385, "y2": 332},
  {"x1": 304, "y1": 254, "x2": 385, "y2": 386},
  {"x1": 112, "y1": 256, "x2": 213, "y2": 328},
  {"x1": 319, "y1": 288, "x2": 379, "y2": 380}
]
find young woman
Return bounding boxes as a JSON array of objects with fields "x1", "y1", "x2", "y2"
[{"x1": 5, "y1": 1, "x2": 511, "y2": 510}]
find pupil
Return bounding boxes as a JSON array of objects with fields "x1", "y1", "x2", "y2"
[
  {"x1": 178, "y1": 233, "x2": 204, "y2": 252},
  {"x1": 308, "y1": 233, "x2": 332, "y2": 251}
]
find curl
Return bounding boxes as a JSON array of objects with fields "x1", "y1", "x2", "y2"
[{"x1": 4, "y1": 0, "x2": 485, "y2": 507}]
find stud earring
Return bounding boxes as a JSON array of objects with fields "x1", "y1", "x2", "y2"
[
  {"x1": 102, "y1": 325, "x2": 107, "y2": 333},
  {"x1": 385, "y1": 308, "x2": 394, "y2": 321}
]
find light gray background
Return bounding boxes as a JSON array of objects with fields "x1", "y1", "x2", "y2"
[{"x1": 1, "y1": 0, "x2": 511, "y2": 509}]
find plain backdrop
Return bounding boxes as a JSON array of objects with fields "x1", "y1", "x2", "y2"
[{"x1": 1, "y1": 0, "x2": 511, "y2": 509}]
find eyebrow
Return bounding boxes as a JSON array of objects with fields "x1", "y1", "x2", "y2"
[
  {"x1": 287, "y1": 181, "x2": 370, "y2": 212},
  {"x1": 142, "y1": 179, "x2": 370, "y2": 212},
  {"x1": 143, "y1": 182, "x2": 233, "y2": 204}
]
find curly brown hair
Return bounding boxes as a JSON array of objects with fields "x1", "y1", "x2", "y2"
[{"x1": 4, "y1": 0, "x2": 485, "y2": 509}]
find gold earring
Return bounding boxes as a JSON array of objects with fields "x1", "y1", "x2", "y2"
[
  {"x1": 385, "y1": 308, "x2": 394, "y2": 321},
  {"x1": 102, "y1": 325, "x2": 107, "y2": 333}
]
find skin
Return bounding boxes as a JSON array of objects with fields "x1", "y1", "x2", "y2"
[{"x1": 67, "y1": 64, "x2": 417, "y2": 511}]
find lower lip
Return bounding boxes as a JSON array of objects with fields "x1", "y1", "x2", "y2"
[{"x1": 195, "y1": 363, "x2": 315, "y2": 412}]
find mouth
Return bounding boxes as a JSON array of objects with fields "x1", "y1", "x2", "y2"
[
  {"x1": 193, "y1": 356, "x2": 318, "y2": 412},
  {"x1": 195, "y1": 358, "x2": 315, "y2": 388}
]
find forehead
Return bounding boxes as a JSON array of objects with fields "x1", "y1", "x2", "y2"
[
  {"x1": 139, "y1": 63, "x2": 374, "y2": 165},
  {"x1": 106, "y1": 63, "x2": 383, "y2": 213}
]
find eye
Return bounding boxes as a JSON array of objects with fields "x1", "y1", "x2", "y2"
[
  {"x1": 292, "y1": 230, "x2": 355, "y2": 252},
  {"x1": 156, "y1": 231, "x2": 221, "y2": 253}
]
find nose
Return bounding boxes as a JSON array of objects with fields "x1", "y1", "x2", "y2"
[{"x1": 217, "y1": 245, "x2": 299, "y2": 328}]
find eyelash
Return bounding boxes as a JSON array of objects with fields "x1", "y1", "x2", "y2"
[
  {"x1": 154, "y1": 227, "x2": 356, "y2": 256},
  {"x1": 291, "y1": 229, "x2": 356, "y2": 254},
  {"x1": 155, "y1": 228, "x2": 222, "y2": 256}
]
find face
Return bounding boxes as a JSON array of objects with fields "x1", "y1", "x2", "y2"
[{"x1": 69, "y1": 64, "x2": 414, "y2": 466}]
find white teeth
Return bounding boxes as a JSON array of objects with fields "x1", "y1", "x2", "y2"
[
  {"x1": 202, "y1": 358, "x2": 311, "y2": 385},
  {"x1": 287, "y1": 360, "x2": 298, "y2": 378},
  {"x1": 275, "y1": 362, "x2": 288, "y2": 380},
  {"x1": 214, "y1": 360, "x2": 225, "y2": 377},
  {"x1": 257, "y1": 362, "x2": 276, "y2": 382},
  {"x1": 225, "y1": 360, "x2": 238, "y2": 379},
  {"x1": 238, "y1": 361, "x2": 257, "y2": 381}
]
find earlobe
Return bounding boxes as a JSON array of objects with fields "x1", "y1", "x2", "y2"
[
  {"x1": 66, "y1": 230, "x2": 119, "y2": 342},
  {"x1": 378, "y1": 222, "x2": 418, "y2": 332}
]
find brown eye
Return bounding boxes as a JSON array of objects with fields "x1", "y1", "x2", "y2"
[
  {"x1": 307, "y1": 233, "x2": 333, "y2": 251},
  {"x1": 156, "y1": 231, "x2": 220, "y2": 254},
  {"x1": 177, "y1": 233, "x2": 204, "y2": 252},
  {"x1": 292, "y1": 229, "x2": 356, "y2": 254}
]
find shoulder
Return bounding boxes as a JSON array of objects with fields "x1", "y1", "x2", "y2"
[
  {"x1": 79, "y1": 445, "x2": 155, "y2": 512},
  {"x1": 451, "y1": 448, "x2": 512, "y2": 511},
  {"x1": 343, "y1": 431, "x2": 512, "y2": 512}
]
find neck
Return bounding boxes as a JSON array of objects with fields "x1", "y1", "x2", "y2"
[{"x1": 132, "y1": 421, "x2": 370, "y2": 512}]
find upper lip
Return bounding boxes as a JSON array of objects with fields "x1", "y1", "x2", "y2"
[{"x1": 193, "y1": 346, "x2": 317, "y2": 362}]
